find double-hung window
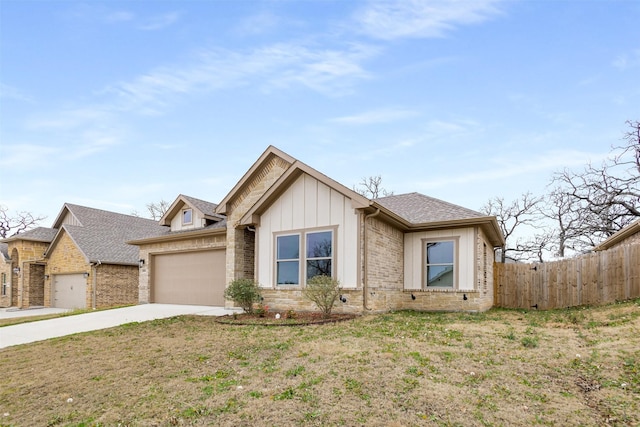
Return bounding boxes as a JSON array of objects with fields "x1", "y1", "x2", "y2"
[
  {"x1": 424, "y1": 240, "x2": 456, "y2": 288},
  {"x1": 276, "y1": 229, "x2": 334, "y2": 286},
  {"x1": 276, "y1": 234, "x2": 300, "y2": 285},
  {"x1": 1, "y1": 273, "x2": 6, "y2": 296}
]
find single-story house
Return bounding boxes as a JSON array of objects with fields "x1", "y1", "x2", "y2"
[
  {"x1": 131, "y1": 146, "x2": 505, "y2": 313},
  {"x1": 594, "y1": 219, "x2": 640, "y2": 251},
  {"x1": 0, "y1": 204, "x2": 167, "y2": 309}
]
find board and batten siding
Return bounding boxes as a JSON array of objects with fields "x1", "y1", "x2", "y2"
[
  {"x1": 257, "y1": 174, "x2": 359, "y2": 288},
  {"x1": 404, "y1": 227, "x2": 476, "y2": 291}
]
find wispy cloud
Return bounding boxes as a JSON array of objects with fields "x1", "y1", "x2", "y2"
[
  {"x1": 104, "y1": 41, "x2": 377, "y2": 112},
  {"x1": 105, "y1": 11, "x2": 134, "y2": 23},
  {"x1": 353, "y1": 0, "x2": 504, "y2": 40},
  {"x1": 0, "y1": 83, "x2": 33, "y2": 103},
  {"x1": 138, "y1": 11, "x2": 181, "y2": 31},
  {"x1": 0, "y1": 144, "x2": 60, "y2": 170},
  {"x1": 330, "y1": 108, "x2": 420, "y2": 125},
  {"x1": 235, "y1": 11, "x2": 281, "y2": 35},
  {"x1": 613, "y1": 49, "x2": 640, "y2": 70},
  {"x1": 416, "y1": 149, "x2": 605, "y2": 190}
]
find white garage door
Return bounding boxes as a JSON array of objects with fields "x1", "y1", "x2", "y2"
[
  {"x1": 53, "y1": 274, "x2": 87, "y2": 309},
  {"x1": 152, "y1": 250, "x2": 226, "y2": 306}
]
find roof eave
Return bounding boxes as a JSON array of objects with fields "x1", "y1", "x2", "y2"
[
  {"x1": 594, "y1": 220, "x2": 640, "y2": 251},
  {"x1": 128, "y1": 226, "x2": 227, "y2": 246}
]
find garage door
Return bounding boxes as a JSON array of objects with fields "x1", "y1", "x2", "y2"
[
  {"x1": 152, "y1": 250, "x2": 226, "y2": 306},
  {"x1": 53, "y1": 274, "x2": 87, "y2": 309}
]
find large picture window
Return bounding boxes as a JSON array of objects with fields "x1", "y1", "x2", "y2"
[
  {"x1": 276, "y1": 229, "x2": 334, "y2": 286},
  {"x1": 424, "y1": 240, "x2": 455, "y2": 288}
]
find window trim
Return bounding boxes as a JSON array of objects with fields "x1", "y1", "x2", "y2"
[
  {"x1": 182, "y1": 208, "x2": 193, "y2": 225},
  {"x1": 421, "y1": 237, "x2": 459, "y2": 289},
  {"x1": 275, "y1": 233, "x2": 301, "y2": 286},
  {"x1": 274, "y1": 226, "x2": 337, "y2": 288}
]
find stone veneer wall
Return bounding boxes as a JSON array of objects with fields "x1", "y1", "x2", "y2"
[
  {"x1": 259, "y1": 288, "x2": 363, "y2": 314},
  {"x1": 7, "y1": 240, "x2": 49, "y2": 308},
  {"x1": 94, "y1": 264, "x2": 139, "y2": 308},
  {"x1": 138, "y1": 233, "x2": 227, "y2": 304},
  {"x1": 224, "y1": 155, "x2": 292, "y2": 306}
]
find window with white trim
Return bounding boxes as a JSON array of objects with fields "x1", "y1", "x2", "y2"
[
  {"x1": 424, "y1": 240, "x2": 455, "y2": 288},
  {"x1": 276, "y1": 230, "x2": 334, "y2": 286},
  {"x1": 182, "y1": 208, "x2": 193, "y2": 225}
]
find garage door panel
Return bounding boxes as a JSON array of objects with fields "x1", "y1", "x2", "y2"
[
  {"x1": 53, "y1": 274, "x2": 87, "y2": 309},
  {"x1": 152, "y1": 250, "x2": 226, "y2": 306}
]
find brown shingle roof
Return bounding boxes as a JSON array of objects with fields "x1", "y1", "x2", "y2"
[
  {"x1": 0, "y1": 227, "x2": 58, "y2": 243},
  {"x1": 49, "y1": 204, "x2": 169, "y2": 265},
  {"x1": 374, "y1": 192, "x2": 484, "y2": 224},
  {"x1": 181, "y1": 195, "x2": 225, "y2": 221}
]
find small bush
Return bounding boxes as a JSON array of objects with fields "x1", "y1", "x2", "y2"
[
  {"x1": 303, "y1": 275, "x2": 340, "y2": 318},
  {"x1": 224, "y1": 279, "x2": 261, "y2": 314}
]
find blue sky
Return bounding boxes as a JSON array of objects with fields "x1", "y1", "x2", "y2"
[{"x1": 1, "y1": 0, "x2": 639, "y2": 227}]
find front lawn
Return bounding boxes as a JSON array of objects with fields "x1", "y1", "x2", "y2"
[{"x1": 1, "y1": 300, "x2": 639, "y2": 426}]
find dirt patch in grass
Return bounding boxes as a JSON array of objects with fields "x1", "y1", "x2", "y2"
[
  {"x1": 215, "y1": 311, "x2": 357, "y2": 326},
  {"x1": 1, "y1": 300, "x2": 639, "y2": 426}
]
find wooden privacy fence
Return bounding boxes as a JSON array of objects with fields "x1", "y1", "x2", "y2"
[{"x1": 494, "y1": 243, "x2": 640, "y2": 310}]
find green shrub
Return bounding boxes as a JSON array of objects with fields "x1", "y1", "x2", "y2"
[
  {"x1": 224, "y1": 279, "x2": 261, "y2": 314},
  {"x1": 303, "y1": 275, "x2": 340, "y2": 318}
]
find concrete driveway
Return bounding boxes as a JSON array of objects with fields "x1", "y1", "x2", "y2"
[{"x1": 0, "y1": 304, "x2": 240, "y2": 349}]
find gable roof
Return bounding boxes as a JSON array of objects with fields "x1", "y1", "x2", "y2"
[
  {"x1": 594, "y1": 219, "x2": 640, "y2": 251},
  {"x1": 216, "y1": 145, "x2": 296, "y2": 216},
  {"x1": 239, "y1": 159, "x2": 371, "y2": 226},
  {"x1": 160, "y1": 194, "x2": 223, "y2": 226},
  {"x1": 45, "y1": 204, "x2": 168, "y2": 265},
  {"x1": 372, "y1": 193, "x2": 505, "y2": 247},
  {"x1": 0, "y1": 227, "x2": 58, "y2": 243}
]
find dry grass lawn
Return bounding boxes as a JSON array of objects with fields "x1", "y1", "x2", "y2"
[{"x1": 1, "y1": 300, "x2": 639, "y2": 426}]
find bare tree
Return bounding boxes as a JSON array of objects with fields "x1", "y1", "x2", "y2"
[
  {"x1": 552, "y1": 120, "x2": 639, "y2": 246},
  {"x1": 481, "y1": 192, "x2": 542, "y2": 262},
  {"x1": 354, "y1": 175, "x2": 393, "y2": 199},
  {"x1": 0, "y1": 205, "x2": 47, "y2": 238},
  {"x1": 146, "y1": 200, "x2": 171, "y2": 221}
]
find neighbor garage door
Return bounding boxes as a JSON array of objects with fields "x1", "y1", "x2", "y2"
[
  {"x1": 52, "y1": 274, "x2": 87, "y2": 309},
  {"x1": 152, "y1": 250, "x2": 226, "y2": 306}
]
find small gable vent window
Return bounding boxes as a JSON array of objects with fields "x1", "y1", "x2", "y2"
[{"x1": 182, "y1": 208, "x2": 193, "y2": 225}]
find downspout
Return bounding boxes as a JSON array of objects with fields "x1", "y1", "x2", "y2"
[{"x1": 363, "y1": 208, "x2": 380, "y2": 311}]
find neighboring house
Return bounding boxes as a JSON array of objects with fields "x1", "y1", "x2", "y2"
[
  {"x1": 594, "y1": 219, "x2": 640, "y2": 251},
  {"x1": 0, "y1": 243, "x2": 12, "y2": 307},
  {"x1": 0, "y1": 204, "x2": 167, "y2": 309},
  {"x1": 132, "y1": 146, "x2": 505, "y2": 313}
]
